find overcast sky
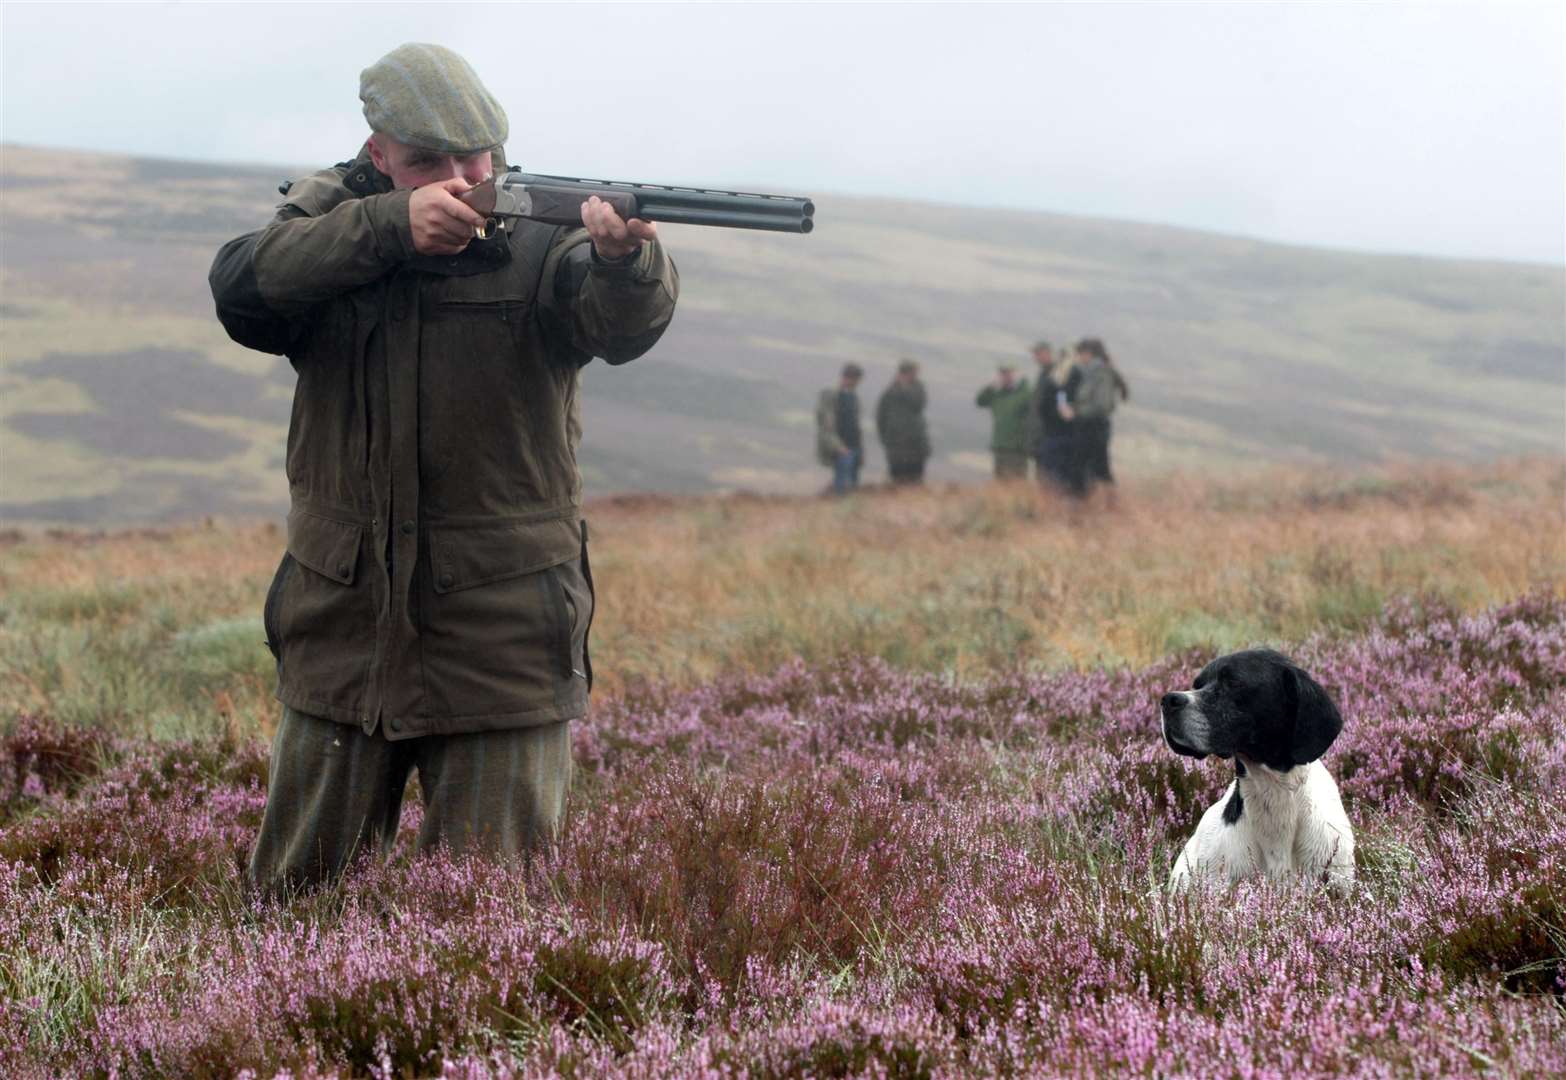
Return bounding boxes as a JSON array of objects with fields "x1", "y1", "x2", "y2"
[{"x1": 3, "y1": 2, "x2": 1562, "y2": 264}]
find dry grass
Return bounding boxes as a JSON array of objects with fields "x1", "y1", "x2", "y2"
[
  {"x1": 0, "y1": 458, "x2": 1561, "y2": 736},
  {"x1": 588, "y1": 457, "x2": 1565, "y2": 691}
]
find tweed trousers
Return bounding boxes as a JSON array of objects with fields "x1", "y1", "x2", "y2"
[
  {"x1": 247, "y1": 705, "x2": 571, "y2": 897},
  {"x1": 992, "y1": 450, "x2": 1030, "y2": 480}
]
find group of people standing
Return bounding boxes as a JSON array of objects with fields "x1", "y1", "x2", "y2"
[
  {"x1": 815, "y1": 339, "x2": 1128, "y2": 500},
  {"x1": 815, "y1": 359, "x2": 932, "y2": 495},
  {"x1": 980, "y1": 338, "x2": 1129, "y2": 500}
]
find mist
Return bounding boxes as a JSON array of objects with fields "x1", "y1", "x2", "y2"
[{"x1": 3, "y1": 1, "x2": 1562, "y2": 264}]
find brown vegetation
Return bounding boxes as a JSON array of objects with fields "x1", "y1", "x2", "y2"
[{"x1": 1, "y1": 458, "x2": 1560, "y2": 738}]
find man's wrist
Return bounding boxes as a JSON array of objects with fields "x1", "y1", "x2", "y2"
[{"x1": 590, "y1": 243, "x2": 644, "y2": 269}]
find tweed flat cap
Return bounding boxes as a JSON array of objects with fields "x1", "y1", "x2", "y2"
[{"x1": 360, "y1": 43, "x2": 508, "y2": 154}]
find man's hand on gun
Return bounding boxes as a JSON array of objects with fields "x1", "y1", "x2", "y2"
[
  {"x1": 581, "y1": 196, "x2": 657, "y2": 260},
  {"x1": 409, "y1": 178, "x2": 489, "y2": 256},
  {"x1": 409, "y1": 180, "x2": 657, "y2": 260}
]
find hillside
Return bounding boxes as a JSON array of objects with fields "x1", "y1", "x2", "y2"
[{"x1": 1, "y1": 143, "x2": 1561, "y2": 524}]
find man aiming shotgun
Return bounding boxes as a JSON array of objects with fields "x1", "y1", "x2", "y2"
[{"x1": 209, "y1": 43, "x2": 806, "y2": 896}]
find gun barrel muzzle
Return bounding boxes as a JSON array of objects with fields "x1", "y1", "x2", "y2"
[{"x1": 635, "y1": 201, "x2": 814, "y2": 234}]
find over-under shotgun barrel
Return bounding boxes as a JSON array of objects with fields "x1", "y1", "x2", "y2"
[{"x1": 476, "y1": 170, "x2": 816, "y2": 235}]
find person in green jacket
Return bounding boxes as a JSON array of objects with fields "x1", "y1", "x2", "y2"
[
  {"x1": 876, "y1": 359, "x2": 932, "y2": 485},
  {"x1": 209, "y1": 44, "x2": 679, "y2": 897},
  {"x1": 975, "y1": 363, "x2": 1033, "y2": 480}
]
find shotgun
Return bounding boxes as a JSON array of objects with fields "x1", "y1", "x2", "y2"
[{"x1": 460, "y1": 170, "x2": 815, "y2": 238}]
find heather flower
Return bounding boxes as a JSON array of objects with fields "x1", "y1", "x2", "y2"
[{"x1": 3, "y1": 592, "x2": 1564, "y2": 1076}]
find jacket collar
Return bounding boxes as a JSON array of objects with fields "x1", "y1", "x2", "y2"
[{"x1": 342, "y1": 143, "x2": 393, "y2": 197}]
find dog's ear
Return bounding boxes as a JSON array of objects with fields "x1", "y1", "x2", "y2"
[{"x1": 1287, "y1": 666, "x2": 1342, "y2": 764}]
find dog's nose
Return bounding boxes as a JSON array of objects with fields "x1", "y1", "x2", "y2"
[{"x1": 1160, "y1": 692, "x2": 1185, "y2": 713}]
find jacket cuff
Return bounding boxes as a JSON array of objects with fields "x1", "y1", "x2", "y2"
[{"x1": 588, "y1": 240, "x2": 653, "y2": 278}]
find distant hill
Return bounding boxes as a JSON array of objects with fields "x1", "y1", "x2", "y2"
[{"x1": 1, "y1": 143, "x2": 1561, "y2": 524}]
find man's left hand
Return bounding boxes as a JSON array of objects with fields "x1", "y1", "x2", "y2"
[{"x1": 582, "y1": 195, "x2": 657, "y2": 260}]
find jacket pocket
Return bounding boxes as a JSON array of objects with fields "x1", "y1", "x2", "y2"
[
  {"x1": 428, "y1": 516, "x2": 579, "y2": 593},
  {"x1": 276, "y1": 510, "x2": 375, "y2": 711},
  {"x1": 422, "y1": 516, "x2": 584, "y2": 716},
  {"x1": 546, "y1": 569, "x2": 577, "y2": 681},
  {"x1": 430, "y1": 296, "x2": 531, "y2": 316},
  {"x1": 286, "y1": 509, "x2": 362, "y2": 585},
  {"x1": 262, "y1": 553, "x2": 296, "y2": 660}
]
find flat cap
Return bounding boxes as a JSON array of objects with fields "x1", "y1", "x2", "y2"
[{"x1": 360, "y1": 43, "x2": 508, "y2": 154}]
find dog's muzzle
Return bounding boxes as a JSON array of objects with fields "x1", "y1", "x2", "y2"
[{"x1": 1161, "y1": 692, "x2": 1209, "y2": 759}]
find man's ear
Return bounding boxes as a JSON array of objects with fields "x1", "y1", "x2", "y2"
[
  {"x1": 1288, "y1": 666, "x2": 1342, "y2": 764},
  {"x1": 366, "y1": 133, "x2": 389, "y2": 174}
]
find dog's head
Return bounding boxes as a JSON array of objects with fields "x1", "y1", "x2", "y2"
[{"x1": 1160, "y1": 649, "x2": 1342, "y2": 771}]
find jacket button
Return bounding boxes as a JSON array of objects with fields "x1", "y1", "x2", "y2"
[
  {"x1": 438, "y1": 572, "x2": 454, "y2": 589},
  {"x1": 388, "y1": 716, "x2": 402, "y2": 733},
  {"x1": 337, "y1": 562, "x2": 351, "y2": 579},
  {"x1": 400, "y1": 521, "x2": 415, "y2": 536}
]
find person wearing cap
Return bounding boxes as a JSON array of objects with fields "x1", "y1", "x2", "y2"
[
  {"x1": 876, "y1": 359, "x2": 932, "y2": 486},
  {"x1": 209, "y1": 43, "x2": 680, "y2": 896},
  {"x1": 975, "y1": 362, "x2": 1033, "y2": 480},
  {"x1": 1029, "y1": 340, "x2": 1082, "y2": 494},
  {"x1": 816, "y1": 363, "x2": 865, "y2": 495}
]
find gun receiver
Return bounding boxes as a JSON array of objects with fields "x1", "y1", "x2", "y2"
[{"x1": 461, "y1": 170, "x2": 815, "y2": 238}]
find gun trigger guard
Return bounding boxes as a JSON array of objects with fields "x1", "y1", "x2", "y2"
[{"x1": 474, "y1": 217, "x2": 506, "y2": 241}]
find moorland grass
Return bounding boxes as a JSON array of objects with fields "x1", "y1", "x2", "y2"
[{"x1": 1, "y1": 458, "x2": 1558, "y2": 741}]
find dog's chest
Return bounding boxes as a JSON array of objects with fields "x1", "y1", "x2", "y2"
[
  {"x1": 1232, "y1": 781, "x2": 1304, "y2": 878},
  {"x1": 1181, "y1": 769, "x2": 1319, "y2": 884}
]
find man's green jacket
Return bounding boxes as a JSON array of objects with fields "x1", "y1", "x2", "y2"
[
  {"x1": 975, "y1": 380, "x2": 1033, "y2": 453},
  {"x1": 209, "y1": 144, "x2": 678, "y2": 739}
]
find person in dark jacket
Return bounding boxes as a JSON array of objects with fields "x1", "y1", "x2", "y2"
[
  {"x1": 816, "y1": 363, "x2": 865, "y2": 495},
  {"x1": 1062, "y1": 338, "x2": 1128, "y2": 505},
  {"x1": 976, "y1": 363, "x2": 1032, "y2": 479},
  {"x1": 1030, "y1": 342, "x2": 1082, "y2": 494},
  {"x1": 877, "y1": 359, "x2": 931, "y2": 485},
  {"x1": 209, "y1": 44, "x2": 679, "y2": 896}
]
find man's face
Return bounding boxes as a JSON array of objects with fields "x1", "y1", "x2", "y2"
[
  {"x1": 998, "y1": 369, "x2": 1016, "y2": 388},
  {"x1": 367, "y1": 132, "x2": 494, "y2": 190},
  {"x1": 1032, "y1": 348, "x2": 1051, "y2": 367}
]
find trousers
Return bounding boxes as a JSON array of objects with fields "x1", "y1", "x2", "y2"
[
  {"x1": 832, "y1": 448, "x2": 862, "y2": 495},
  {"x1": 1036, "y1": 432, "x2": 1081, "y2": 495},
  {"x1": 247, "y1": 704, "x2": 572, "y2": 896},
  {"x1": 992, "y1": 450, "x2": 1030, "y2": 479},
  {"x1": 888, "y1": 460, "x2": 926, "y2": 485}
]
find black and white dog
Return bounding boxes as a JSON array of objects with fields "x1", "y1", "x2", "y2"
[{"x1": 1161, "y1": 649, "x2": 1354, "y2": 892}]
